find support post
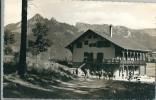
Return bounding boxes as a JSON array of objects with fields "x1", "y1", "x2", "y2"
[
  {"x1": 122, "y1": 51, "x2": 125, "y2": 72},
  {"x1": 139, "y1": 53, "x2": 141, "y2": 64},
  {"x1": 130, "y1": 52, "x2": 132, "y2": 60},
  {"x1": 133, "y1": 66, "x2": 135, "y2": 75},
  {"x1": 136, "y1": 53, "x2": 138, "y2": 64},
  {"x1": 139, "y1": 66, "x2": 140, "y2": 75},
  {"x1": 119, "y1": 66, "x2": 120, "y2": 77},
  {"x1": 130, "y1": 52, "x2": 132, "y2": 64},
  {"x1": 142, "y1": 53, "x2": 144, "y2": 61},
  {"x1": 127, "y1": 51, "x2": 129, "y2": 64},
  {"x1": 144, "y1": 53, "x2": 147, "y2": 75},
  {"x1": 133, "y1": 52, "x2": 135, "y2": 61},
  {"x1": 145, "y1": 53, "x2": 147, "y2": 62},
  {"x1": 126, "y1": 66, "x2": 128, "y2": 76},
  {"x1": 144, "y1": 65, "x2": 146, "y2": 75}
]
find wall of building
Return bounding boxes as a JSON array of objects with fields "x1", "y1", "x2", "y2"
[
  {"x1": 72, "y1": 33, "x2": 115, "y2": 63},
  {"x1": 152, "y1": 53, "x2": 156, "y2": 59}
]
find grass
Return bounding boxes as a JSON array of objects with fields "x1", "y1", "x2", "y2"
[
  {"x1": 3, "y1": 78, "x2": 155, "y2": 99},
  {"x1": 3, "y1": 57, "x2": 155, "y2": 99},
  {"x1": 27, "y1": 59, "x2": 76, "y2": 82}
]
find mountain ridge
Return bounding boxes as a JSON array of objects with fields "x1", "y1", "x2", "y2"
[{"x1": 4, "y1": 14, "x2": 156, "y2": 60}]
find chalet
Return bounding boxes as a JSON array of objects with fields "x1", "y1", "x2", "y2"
[{"x1": 65, "y1": 25, "x2": 151, "y2": 77}]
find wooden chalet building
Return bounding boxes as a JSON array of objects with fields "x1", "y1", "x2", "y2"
[{"x1": 65, "y1": 25, "x2": 151, "y2": 77}]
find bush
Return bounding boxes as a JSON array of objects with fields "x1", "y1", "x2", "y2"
[
  {"x1": 28, "y1": 63, "x2": 73, "y2": 81},
  {"x1": 55, "y1": 59, "x2": 72, "y2": 68},
  {"x1": 150, "y1": 58, "x2": 156, "y2": 63},
  {"x1": 3, "y1": 61, "x2": 18, "y2": 74},
  {"x1": 4, "y1": 46, "x2": 13, "y2": 55},
  {"x1": 3, "y1": 52, "x2": 20, "y2": 74}
]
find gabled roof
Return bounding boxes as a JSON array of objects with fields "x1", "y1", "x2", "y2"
[{"x1": 65, "y1": 29, "x2": 151, "y2": 52}]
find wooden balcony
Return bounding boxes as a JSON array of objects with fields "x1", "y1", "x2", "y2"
[{"x1": 85, "y1": 59, "x2": 146, "y2": 65}]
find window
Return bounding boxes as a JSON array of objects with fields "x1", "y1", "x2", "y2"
[
  {"x1": 84, "y1": 58, "x2": 87, "y2": 62},
  {"x1": 84, "y1": 52, "x2": 88, "y2": 56},
  {"x1": 84, "y1": 40, "x2": 88, "y2": 45},
  {"x1": 88, "y1": 35, "x2": 92, "y2": 39},
  {"x1": 93, "y1": 35, "x2": 97, "y2": 38},
  {"x1": 97, "y1": 41, "x2": 111, "y2": 47},
  {"x1": 89, "y1": 43, "x2": 93, "y2": 47},
  {"x1": 104, "y1": 41, "x2": 111, "y2": 47},
  {"x1": 93, "y1": 43, "x2": 97, "y2": 47},
  {"x1": 97, "y1": 41, "x2": 103, "y2": 47},
  {"x1": 76, "y1": 42, "x2": 82, "y2": 48}
]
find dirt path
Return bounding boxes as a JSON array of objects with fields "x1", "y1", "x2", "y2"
[
  {"x1": 3, "y1": 74, "x2": 155, "y2": 99},
  {"x1": 3, "y1": 74, "x2": 109, "y2": 98},
  {"x1": 49, "y1": 77, "x2": 109, "y2": 94}
]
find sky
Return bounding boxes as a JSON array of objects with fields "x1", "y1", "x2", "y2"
[{"x1": 4, "y1": 0, "x2": 156, "y2": 29}]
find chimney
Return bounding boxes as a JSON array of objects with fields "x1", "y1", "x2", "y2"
[{"x1": 110, "y1": 24, "x2": 113, "y2": 37}]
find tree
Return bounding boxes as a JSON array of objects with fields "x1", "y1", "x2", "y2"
[
  {"x1": 4, "y1": 29, "x2": 16, "y2": 45},
  {"x1": 27, "y1": 21, "x2": 52, "y2": 61},
  {"x1": 3, "y1": 29, "x2": 16, "y2": 55},
  {"x1": 4, "y1": 46, "x2": 13, "y2": 55},
  {"x1": 18, "y1": 0, "x2": 28, "y2": 77}
]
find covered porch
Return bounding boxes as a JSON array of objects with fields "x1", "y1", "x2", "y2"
[{"x1": 82, "y1": 51, "x2": 148, "y2": 77}]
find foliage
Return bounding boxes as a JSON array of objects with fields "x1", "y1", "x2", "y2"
[
  {"x1": 3, "y1": 61, "x2": 18, "y2": 74},
  {"x1": 27, "y1": 21, "x2": 52, "y2": 56},
  {"x1": 150, "y1": 58, "x2": 156, "y2": 63},
  {"x1": 4, "y1": 29, "x2": 16, "y2": 45},
  {"x1": 3, "y1": 52, "x2": 20, "y2": 74},
  {"x1": 3, "y1": 29, "x2": 16, "y2": 55},
  {"x1": 13, "y1": 52, "x2": 20, "y2": 63},
  {"x1": 4, "y1": 46, "x2": 13, "y2": 55},
  {"x1": 50, "y1": 59, "x2": 73, "y2": 68},
  {"x1": 91, "y1": 81, "x2": 155, "y2": 99},
  {"x1": 27, "y1": 63, "x2": 74, "y2": 81}
]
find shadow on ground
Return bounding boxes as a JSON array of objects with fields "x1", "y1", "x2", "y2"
[{"x1": 3, "y1": 74, "x2": 155, "y2": 99}]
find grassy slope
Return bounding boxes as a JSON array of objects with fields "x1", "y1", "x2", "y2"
[{"x1": 3, "y1": 77, "x2": 155, "y2": 99}]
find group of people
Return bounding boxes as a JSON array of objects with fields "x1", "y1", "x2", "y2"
[{"x1": 84, "y1": 69, "x2": 115, "y2": 80}]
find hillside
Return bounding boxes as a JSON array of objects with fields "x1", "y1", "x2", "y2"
[{"x1": 4, "y1": 14, "x2": 156, "y2": 60}]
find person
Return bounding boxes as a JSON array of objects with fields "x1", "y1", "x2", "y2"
[
  {"x1": 128, "y1": 70, "x2": 132, "y2": 81},
  {"x1": 84, "y1": 69, "x2": 87, "y2": 79},
  {"x1": 103, "y1": 71, "x2": 106, "y2": 79},
  {"x1": 113, "y1": 74, "x2": 116, "y2": 80},
  {"x1": 101, "y1": 70, "x2": 104, "y2": 78},
  {"x1": 73, "y1": 69, "x2": 75, "y2": 75},
  {"x1": 99, "y1": 71, "x2": 101, "y2": 79},
  {"x1": 76, "y1": 68, "x2": 78, "y2": 76},
  {"x1": 87, "y1": 69, "x2": 90, "y2": 78},
  {"x1": 122, "y1": 73, "x2": 124, "y2": 79},
  {"x1": 96, "y1": 71, "x2": 98, "y2": 78},
  {"x1": 108, "y1": 72, "x2": 111, "y2": 80},
  {"x1": 91, "y1": 71, "x2": 94, "y2": 78}
]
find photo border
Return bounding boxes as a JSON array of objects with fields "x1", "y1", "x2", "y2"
[{"x1": 1, "y1": 0, "x2": 156, "y2": 100}]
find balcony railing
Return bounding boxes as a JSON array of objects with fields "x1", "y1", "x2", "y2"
[{"x1": 85, "y1": 59, "x2": 146, "y2": 65}]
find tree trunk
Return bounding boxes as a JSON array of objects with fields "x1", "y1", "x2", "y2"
[{"x1": 18, "y1": 0, "x2": 27, "y2": 77}]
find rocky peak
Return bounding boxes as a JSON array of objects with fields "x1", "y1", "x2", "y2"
[
  {"x1": 50, "y1": 17, "x2": 59, "y2": 26},
  {"x1": 29, "y1": 13, "x2": 44, "y2": 22}
]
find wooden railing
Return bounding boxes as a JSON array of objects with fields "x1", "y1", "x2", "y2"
[{"x1": 85, "y1": 59, "x2": 146, "y2": 65}]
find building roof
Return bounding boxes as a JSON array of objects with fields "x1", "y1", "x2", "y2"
[{"x1": 65, "y1": 29, "x2": 151, "y2": 52}]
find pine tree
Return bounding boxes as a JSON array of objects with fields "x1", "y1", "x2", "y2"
[{"x1": 18, "y1": 0, "x2": 28, "y2": 77}]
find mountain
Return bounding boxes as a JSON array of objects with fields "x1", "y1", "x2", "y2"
[
  {"x1": 4, "y1": 14, "x2": 156, "y2": 60},
  {"x1": 4, "y1": 14, "x2": 83, "y2": 60}
]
